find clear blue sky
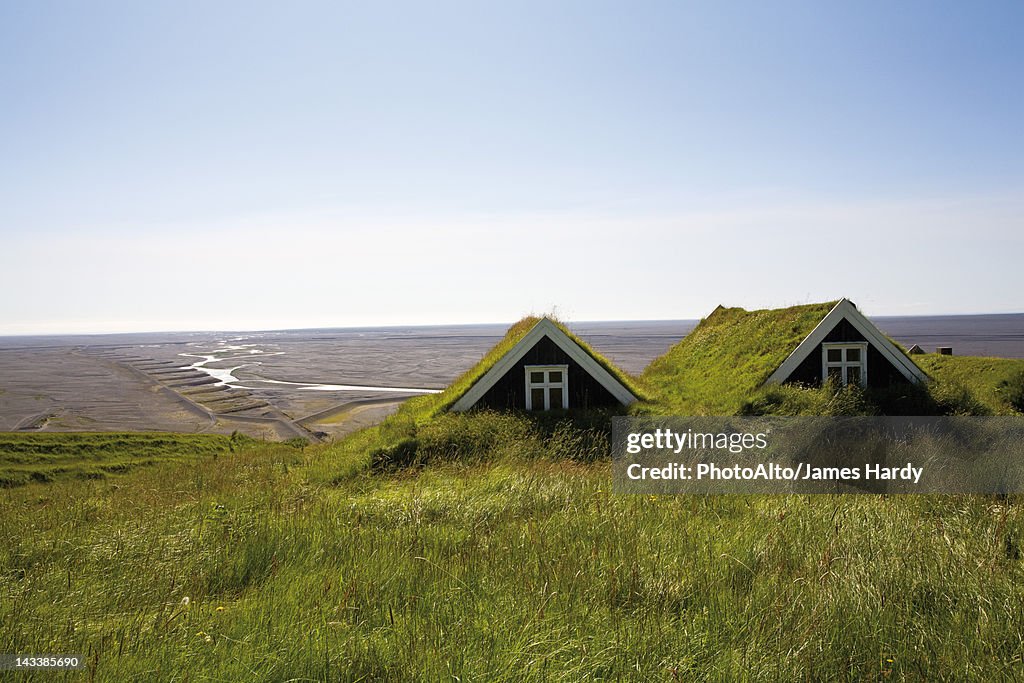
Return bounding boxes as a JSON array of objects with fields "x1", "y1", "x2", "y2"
[{"x1": 1, "y1": 1, "x2": 1021, "y2": 333}]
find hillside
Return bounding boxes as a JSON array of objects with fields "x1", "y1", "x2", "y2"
[
  {"x1": 0, "y1": 432, "x2": 242, "y2": 487},
  {"x1": 2, "y1": 431, "x2": 1023, "y2": 680}
]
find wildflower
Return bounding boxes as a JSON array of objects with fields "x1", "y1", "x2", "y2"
[
  {"x1": 181, "y1": 596, "x2": 190, "y2": 606},
  {"x1": 216, "y1": 606, "x2": 226, "y2": 612}
]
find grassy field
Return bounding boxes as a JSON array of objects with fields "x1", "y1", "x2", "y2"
[
  {"x1": 0, "y1": 432, "x2": 242, "y2": 488},
  {"x1": 1, "y1": 423, "x2": 1023, "y2": 681}
]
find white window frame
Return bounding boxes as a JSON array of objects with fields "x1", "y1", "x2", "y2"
[
  {"x1": 524, "y1": 365, "x2": 569, "y2": 411},
  {"x1": 821, "y1": 342, "x2": 868, "y2": 387}
]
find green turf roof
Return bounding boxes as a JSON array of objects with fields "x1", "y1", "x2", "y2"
[
  {"x1": 406, "y1": 316, "x2": 646, "y2": 418},
  {"x1": 642, "y1": 301, "x2": 840, "y2": 414},
  {"x1": 914, "y1": 354, "x2": 1024, "y2": 415}
]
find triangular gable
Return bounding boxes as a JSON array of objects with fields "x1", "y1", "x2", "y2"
[
  {"x1": 450, "y1": 318, "x2": 638, "y2": 411},
  {"x1": 765, "y1": 299, "x2": 928, "y2": 385}
]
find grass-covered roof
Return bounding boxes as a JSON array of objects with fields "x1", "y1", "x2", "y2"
[
  {"x1": 401, "y1": 316, "x2": 647, "y2": 420},
  {"x1": 642, "y1": 301, "x2": 839, "y2": 414},
  {"x1": 914, "y1": 354, "x2": 1024, "y2": 415}
]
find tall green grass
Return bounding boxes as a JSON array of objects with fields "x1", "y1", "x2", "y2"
[{"x1": 1, "y1": 422, "x2": 1023, "y2": 680}]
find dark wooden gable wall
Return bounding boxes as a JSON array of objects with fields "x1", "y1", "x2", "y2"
[
  {"x1": 783, "y1": 317, "x2": 911, "y2": 388},
  {"x1": 473, "y1": 335, "x2": 621, "y2": 410}
]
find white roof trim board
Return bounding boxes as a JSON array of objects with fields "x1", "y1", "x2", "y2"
[
  {"x1": 765, "y1": 299, "x2": 928, "y2": 386},
  {"x1": 450, "y1": 318, "x2": 638, "y2": 411}
]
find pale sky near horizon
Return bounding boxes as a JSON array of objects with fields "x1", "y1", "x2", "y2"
[{"x1": 1, "y1": 1, "x2": 1022, "y2": 335}]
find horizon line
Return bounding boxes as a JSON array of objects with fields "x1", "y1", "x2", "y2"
[{"x1": 2, "y1": 309, "x2": 1023, "y2": 339}]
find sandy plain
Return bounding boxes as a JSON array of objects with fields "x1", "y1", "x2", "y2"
[{"x1": 0, "y1": 321, "x2": 692, "y2": 440}]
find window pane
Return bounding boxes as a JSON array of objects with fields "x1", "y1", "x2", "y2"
[
  {"x1": 827, "y1": 367, "x2": 843, "y2": 382},
  {"x1": 548, "y1": 371, "x2": 562, "y2": 383},
  {"x1": 531, "y1": 388, "x2": 546, "y2": 410},
  {"x1": 847, "y1": 366, "x2": 861, "y2": 385},
  {"x1": 530, "y1": 371, "x2": 544, "y2": 384},
  {"x1": 827, "y1": 348, "x2": 842, "y2": 363},
  {"x1": 549, "y1": 387, "x2": 563, "y2": 409},
  {"x1": 846, "y1": 347, "x2": 861, "y2": 362}
]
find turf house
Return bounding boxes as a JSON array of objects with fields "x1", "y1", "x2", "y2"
[
  {"x1": 641, "y1": 299, "x2": 932, "y2": 416},
  {"x1": 763, "y1": 298, "x2": 928, "y2": 388},
  {"x1": 448, "y1": 317, "x2": 639, "y2": 412}
]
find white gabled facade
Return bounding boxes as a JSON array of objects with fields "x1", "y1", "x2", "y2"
[
  {"x1": 450, "y1": 318, "x2": 637, "y2": 412},
  {"x1": 765, "y1": 299, "x2": 928, "y2": 386}
]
